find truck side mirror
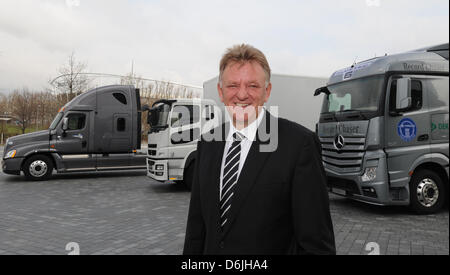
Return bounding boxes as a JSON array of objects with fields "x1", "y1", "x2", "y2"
[
  {"x1": 314, "y1": 86, "x2": 330, "y2": 97},
  {"x1": 396, "y1": 78, "x2": 412, "y2": 110},
  {"x1": 171, "y1": 112, "x2": 182, "y2": 126},
  {"x1": 62, "y1": 117, "x2": 69, "y2": 131}
]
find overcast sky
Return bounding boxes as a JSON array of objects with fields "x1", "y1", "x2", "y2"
[{"x1": 0, "y1": 0, "x2": 448, "y2": 94}]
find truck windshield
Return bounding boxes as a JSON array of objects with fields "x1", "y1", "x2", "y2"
[
  {"x1": 149, "y1": 103, "x2": 170, "y2": 128},
  {"x1": 49, "y1": 112, "x2": 64, "y2": 130},
  {"x1": 321, "y1": 75, "x2": 384, "y2": 114}
]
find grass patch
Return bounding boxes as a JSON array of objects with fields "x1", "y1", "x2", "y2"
[{"x1": 1, "y1": 124, "x2": 47, "y2": 143}]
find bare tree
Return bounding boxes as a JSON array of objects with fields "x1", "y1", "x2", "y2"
[
  {"x1": 120, "y1": 72, "x2": 146, "y2": 91},
  {"x1": 0, "y1": 93, "x2": 8, "y2": 144},
  {"x1": 10, "y1": 88, "x2": 34, "y2": 134},
  {"x1": 0, "y1": 93, "x2": 8, "y2": 115},
  {"x1": 53, "y1": 52, "x2": 89, "y2": 102}
]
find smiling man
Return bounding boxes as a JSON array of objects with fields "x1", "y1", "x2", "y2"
[
  {"x1": 183, "y1": 44, "x2": 336, "y2": 255},
  {"x1": 218, "y1": 47, "x2": 271, "y2": 131}
]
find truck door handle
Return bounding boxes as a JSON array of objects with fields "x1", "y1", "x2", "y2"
[{"x1": 417, "y1": 134, "x2": 429, "y2": 141}]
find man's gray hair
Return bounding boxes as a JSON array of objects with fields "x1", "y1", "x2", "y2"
[{"x1": 219, "y1": 44, "x2": 271, "y2": 87}]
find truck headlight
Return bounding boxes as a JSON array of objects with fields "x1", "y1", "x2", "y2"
[
  {"x1": 4, "y1": 150, "x2": 17, "y2": 159},
  {"x1": 362, "y1": 167, "x2": 377, "y2": 182},
  {"x1": 155, "y1": 164, "x2": 164, "y2": 171}
]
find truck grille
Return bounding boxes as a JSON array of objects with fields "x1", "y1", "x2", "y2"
[
  {"x1": 148, "y1": 144, "x2": 157, "y2": 156},
  {"x1": 319, "y1": 136, "x2": 366, "y2": 173}
]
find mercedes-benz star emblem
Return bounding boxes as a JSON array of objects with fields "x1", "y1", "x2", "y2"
[{"x1": 334, "y1": 135, "x2": 345, "y2": 150}]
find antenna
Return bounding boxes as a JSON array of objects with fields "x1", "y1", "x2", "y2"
[{"x1": 351, "y1": 56, "x2": 358, "y2": 67}]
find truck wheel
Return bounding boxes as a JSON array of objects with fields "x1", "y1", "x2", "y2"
[
  {"x1": 409, "y1": 169, "x2": 445, "y2": 214},
  {"x1": 23, "y1": 155, "x2": 54, "y2": 181},
  {"x1": 184, "y1": 162, "x2": 195, "y2": 191}
]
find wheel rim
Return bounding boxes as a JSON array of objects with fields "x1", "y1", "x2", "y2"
[
  {"x1": 29, "y1": 160, "x2": 48, "y2": 178},
  {"x1": 416, "y1": 178, "x2": 439, "y2": 208}
]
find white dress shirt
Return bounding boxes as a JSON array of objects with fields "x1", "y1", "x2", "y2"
[{"x1": 219, "y1": 108, "x2": 265, "y2": 199}]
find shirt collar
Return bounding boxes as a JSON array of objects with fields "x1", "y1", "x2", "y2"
[{"x1": 226, "y1": 106, "x2": 266, "y2": 142}]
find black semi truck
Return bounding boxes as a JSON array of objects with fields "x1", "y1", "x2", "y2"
[{"x1": 2, "y1": 85, "x2": 147, "y2": 180}]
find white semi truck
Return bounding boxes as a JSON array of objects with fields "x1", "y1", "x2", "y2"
[{"x1": 146, "y1": 74, "x2": 327, "y2": 189}]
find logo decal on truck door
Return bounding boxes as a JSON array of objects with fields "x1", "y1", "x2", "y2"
[{"x1": 397, "y1": 118, "x2": 417, "y2": 142}]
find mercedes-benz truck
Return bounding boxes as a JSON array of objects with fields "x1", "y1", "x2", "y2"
[
  {"x1": 2, "y1": 85, "x2": 147, "y2": 180},
  {"x1": 315, "y1": 43, "x2": 449, "y2": 214}
]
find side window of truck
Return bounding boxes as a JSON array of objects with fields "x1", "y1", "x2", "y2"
[
  {"x1": 113, "y1": 93, "x2": 127, "y2": 105},
  {"x1": 66, "y1": 113, "x2": 86, "y2": 130},
  {"x1": 117, "y1": 118, "x2": 126, "y2": 132},
  {"x1": 171, "y1": 105, "x2": 200, "y2": 127},
  {"x1": 389, "y1": 79, "x2": 423, "y2": 112}
]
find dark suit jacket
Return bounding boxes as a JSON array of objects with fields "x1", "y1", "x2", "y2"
[{"x1": 183, "y1": 111, "x2": 336, "y2": 255}]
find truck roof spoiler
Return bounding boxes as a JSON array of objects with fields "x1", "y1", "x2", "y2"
[{"x1": 426, "y1": 43, "x2": 449, "y2": 60}]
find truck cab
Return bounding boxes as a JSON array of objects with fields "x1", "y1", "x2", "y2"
[
  {"x1": 146, "y1": 98, "x2": 220, "y2": 189},
  {"x1": 2, "y1": 85, "x2": 147, "y2": 180},
  {"x1": 315, "y1": 43, "x2": 449, "y2": 214}
]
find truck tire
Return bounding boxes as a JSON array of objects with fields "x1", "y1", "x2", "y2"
[
  {"x1": 23, "y1": 155, "x2": 54, "y2": 181},
  {"x1": 409, "y1": 169, "x2": 446, "y2": 214},
  {"x1": 184, "y1": 162, "x2": 195, "y2": 191}
]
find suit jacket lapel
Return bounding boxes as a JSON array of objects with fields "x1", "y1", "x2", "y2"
[{"x1": 221, "y1": 111, "x2": 274, "y2": 237}]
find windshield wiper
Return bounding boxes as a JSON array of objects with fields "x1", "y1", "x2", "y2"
[
  {"x1": 338, "y1": 109, "x2": 367, "y2": 120},
  {"x1": 321, "y1": 112, "x2": 339, "y2": 122}
]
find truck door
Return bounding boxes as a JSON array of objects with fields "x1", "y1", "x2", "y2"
[
  {"x1": 54, "y1": 111, "x2": 96, "y2": 171},
  {"x1": 385, "y1": 75, "x2": 430, "y2": 188},
  {"x1": 168, "y1": 104, "x2": 201, "y2": 171}
]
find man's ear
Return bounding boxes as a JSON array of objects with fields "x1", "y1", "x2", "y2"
[
  {"x1": 217, "y1": 82, "x2": 225, "y2": 103},
  {"x1": 264, "y1": 82, "x2": 272, "y2": 103}
]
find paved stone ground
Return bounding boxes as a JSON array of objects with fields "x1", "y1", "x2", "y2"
[
  {"x1": 331, "y1": 196, "x2": 448, "y2": 255},
  {"x1": 0, "y1": 147, "x2": 448, "y2": 255}
]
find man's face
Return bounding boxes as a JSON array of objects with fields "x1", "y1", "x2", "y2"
[{"x1": 218, "y1": 61, "x2": 271, "y2": 128}]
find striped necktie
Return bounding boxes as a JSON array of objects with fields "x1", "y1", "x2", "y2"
[{"x1": 220, "y1": 132, "x2": 245, "y2": 229}]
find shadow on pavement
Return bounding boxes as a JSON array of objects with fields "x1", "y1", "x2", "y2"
[
  {"x1": 148, "y1": 181, "x2": 190, "y2": 194},
  {"x1": 329, "y1": 193, "x2": 449, "y2": 216},
  {"x1": 0, "y1": 170, "x2": 147, "y2": 183}
]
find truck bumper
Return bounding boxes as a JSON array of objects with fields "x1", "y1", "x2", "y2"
[
  {"x1": 147, "y1": 158, "x2": 168, "y2": 181},
  {"x1": 325, "y1": 154, "x2": 409, "y2": 206},
  {"x1": 2, "y1": 158, "x2": 23, "y2": 175}
]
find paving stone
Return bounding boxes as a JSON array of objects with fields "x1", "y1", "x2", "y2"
[{"x1": 0, "y1": 163, "x2": 448, "y2": 255}]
